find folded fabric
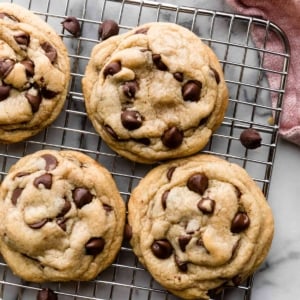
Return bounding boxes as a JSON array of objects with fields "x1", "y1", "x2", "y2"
[{"x1": 226, "y1": 0, "x2": 300, "y2": 146}]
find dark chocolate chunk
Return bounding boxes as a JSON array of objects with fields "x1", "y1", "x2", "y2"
[
  {"x1": 175, "y1": 255, "x2": 188, "y2": 272},
  {"x1": 151, "y1": 239, "x2": 173, "y2": 259},
  {"x1": 231, "y1": 212, "x2": 250, "y2": 233},
  {"x1": 197, "y1": 197, "x2": 215, "y2": 214},
  {"x1": 166, "y1": 166, "x2": 176, "y2": 181},
  {"x1": 29, "y1": 218, "x2": 48, "y2": 229},
  {"x1": 239, "y1": 128, "x2": 262, "y2": 149},
  {"x1": 33, "y1": 174, "x2": 52, "y2": 189},
  {"x1": 133, "y1": 137, "x2": 151, "y2": 145},
  {"x1": 61, "y1": 16, "x2": 81, "y2": 37},
  {"x1": 0, "y1": 85, "x2": 11, "y2": 101},
  {"x1": 73, "y1": 187, "x2": 93, "y2": 208},
  {"x1": 12, "y1": 187, "x2": 23, "y2": 205},
  {"x1": 21, "y1": 59, "x2": 34, "y2": 76},
  {"x1": 85, "y1": 237, "x2": 105, "y2": 255},
  {"x1": 182, "y1": 80, "x2": 202, "y2": 102},
  {"x1": 104, "y1": 124, "x2": 119, "y2": 139},
  {"x1": 25, "y1": 92, "x2": 42, "y2": 113},
  {"x1": 124, "y1": 223, "x2": 132, "y2": 240},
  {"x1": 14, "y1": 33, "x2": 30, "y2": 46},
  {"x1": 37, "y1": 288, "x2": 57, "y2": 300},
  {"x1": 57, "y1": 199, "x2": 71, "y2": 217},
  {"x1": 122, "y1": 80, "x2": 138, "y2": 98},
  {"x1": 135, "y1": 27, "x2": 149, "y2": 34},
  {"x1": 41, "y1": 42, "x2": 57, "y2": 63},
  {"x1": 187, "y1": 173, "x2": 209, "y2": 195},
  {"x1": 103, "y1": 203, "x2": 113, "y2": 212},
  {"x1": 161, "y1": 190, "x2": 169, "y2": 210},
  {"x1": 152, "y1": 54, "x2": 168, "y2": 71},
  {"x1": 41, "y1": 154, "x2": 58, "y2": 171},
  {"x1": 103, "y1": 61, "x2": 121, "y2": 77},
  {"x1": 121, "y1": 110, "x2": 143, "y2": 130},
  {"x1": 178, "y1": 235, "x2": 192, "y2": 252},
  {"x1": 0, "y1": 58, "x2": 15, "y2": 78},
  {"x1": 56, "y1": 217, "x2": 67, "y2": 231},
  {"x1": 173, "y1": 72, "x2": 184, "y2": 82},
  {"x1": 210, "y1": 67, "x2": 220, "y2": 84},
  {"x1": 41, "y1": 87, "x2": 58, "y2": 99},
  {"x1": 161, "y1": 126, "x2": 183, "y2": 148},
  {"x1": 98, "y1": 20, "x2": 119, "y2": 40}
]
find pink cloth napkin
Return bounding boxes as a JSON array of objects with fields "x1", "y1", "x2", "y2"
[{"x1": 226, "y1": 0, "x2": 300, "y2": 146}]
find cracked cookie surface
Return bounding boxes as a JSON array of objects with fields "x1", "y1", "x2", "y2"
[
  {"x1": 0, "y1": 3, "x2": 70, "y2": 143},
  {"x1": 82, "y1": 22, "x2": 228, "y2": 163},
  {"x1": 128, "y1": 154, "x2": 274, "y2": 299},
  {"x1": 0, "y1": 150, "x2": 125, "y2": 282}
]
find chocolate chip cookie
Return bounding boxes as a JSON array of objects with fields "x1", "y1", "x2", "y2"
[
  {"x1": 0, "y1": 3, "x2": 70, "y2": 143},
  {"x1": 82, "y1": 22, "x2": 228, "y2": 163},
  {"x1": 128, "y1": 154, "x2": 274, "y2": 299},
  {"x1": 0, "y1": 150, "x2": 125, "y2": 282}
]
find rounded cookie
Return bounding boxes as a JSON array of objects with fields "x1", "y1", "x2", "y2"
[
  {"x1": 0, "y1": 3, "x2": 70, "y2": 143},
  {"x1": 82, "y1": 22, "x2": 228, "y2": 164},
  {"x1": 0, "y1": 150, "x2": 125, "y2": 282},
  {"x1": 128, "y1": 154, "x2": 274, "y2": 299}
]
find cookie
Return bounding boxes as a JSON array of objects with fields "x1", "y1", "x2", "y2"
[
  {"x1": 128, "y1": 154, "x2": 274, "y2": 299},
  {"x1": 82, "y1": 22, "x2": 228, "y2": 164},
  {"x1": 0, "y1": 150, "x2": 125, "y2": 282},
  {"x1": 0, "y1": 3, "x2": 70, "y2": 143}
]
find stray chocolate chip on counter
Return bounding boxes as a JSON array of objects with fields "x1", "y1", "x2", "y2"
[{"x1": 240, "y1": 128, "x2": 262, "y2": 149}]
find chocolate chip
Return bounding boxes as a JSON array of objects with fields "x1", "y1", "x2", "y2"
[
  {"x1": 37, "y1": 288, "x2": 57, "y2": 300},
  {"x1": 197, "y1": 197, "x2": 215, "y2": 214},
  {"x1": 161, "y1": 190, "x2": 169, "y2": 210},
  {"x1": 122, "y1": 80, "x2": 138, "y2": 98},
  {"x1": 152, "y1": 54, "x2": 168, "y2": 71},
  {"x1": 121, "y1": 110, "x2": 143, "y2": 130},
  {"x1": 135, "y1": 27, "x2": 149, "y2": 34},
  {"x1": 21, "y1": 59, "x2": 34, "y2": 76},
  {"x1": 85, "y1": 237, "x2": 105, "y2": 255},
  {"x1": 61, "y1": 16, "x2": 81, "y2": 37},
  {"x1": 41, "y1": 42, "x2": 57, "y2": 63},
  {"x1": 14, "y1": 32, "x2": 30, "y2": 46},
  {"x1": 124, "y1": 223, "x2": 132, "y2": 240},
  {"x1": 12, "y1": 187, "x2": 23, "y2": 205},
  {"x1": 98, "y1": 20, "x2": 119, "y2": 40},
  {"x1": 103, "y1": 203, "x2": 113, "y2": 212},
  {"x1": 0, "y1": 59, "x2": 15, "y2": 78},
  {"x1": 73, "y1": 187, "x2": 93, "y2": 208},
  {"x1": 175, "y1": 255, "x2": 188, "y2": 272},
  {"x1": 173, "y1": 72, "x2": 184, "y2": 82},
  {"x1": 41, "y1": 87, "x2": 58, "y2": 99},
  {"x1": 104, "y1": 124, "x2": 119, "y2": 139},
  {"x1": 178, "y1": 235, "x2": 192, "y2": 252},
  {"x1": 25, "y1": 92, "x2": 42, "y2": 113},
  {"x1": 56, "y1": 217, "x2": 67, "y2": 231},
  {"x1": 239, "y1": 128, "x2": 262, "y2": 149},
  {"x1": 29, "y1": 218, "x2": 48, "y2": 229},
  {"x1": 133, "y1": 137, "x2": 151, "y2": 145},
  {"x1": 33, "y1": 174, "x2": 52, "y2": 189},
  {"x1": 210, "y1": 67, "x2": 220, "y2": 84},
  {"x1": 14, "y1": 171, "x2": 30, "y2": 178},
  {"x1": 187, "y1": 173, "x2": 209, "y2": 195},
  {"x1": 161, "y1": 126, "x2": 183, "y2": 148},
  {"x1": 232, "y1": 275, "x2": 243, "y2": 286},
  {"x1": 166, "y1": 166, "x2": 176, "y2": 181},
  {"x1": 103, "y1": 61, "x2": 121, "y2": 78},
  {"x1": 182, "y1": 80, "x2": 202, "y2": 102},
  {"x1": 151, "y1": 239, "x2": 173, "y2": 259},
  {"x1": 57, "y1": 199, "x2": 71, "y2": 217},
  {"x1": 0, "y1": 85, "x2": 11, "y2": 101},
  {"x1": 41, "y1": 154, "x2": 58, "y2": 171},
  {"x1": 199, "y1": 116, "x2": 209, "y2": 126},
  {"x1": 231, "y1": 212, "x2": 250, "y2": 233}
]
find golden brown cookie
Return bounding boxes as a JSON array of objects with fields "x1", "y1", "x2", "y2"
[
  {"x1": 0, "y1": 150, "x2": 125, "y2": 282},
  {"x1": 128, "y1": 154, "x2": 274, "y2": 299},
  {"x1": 82, "y1": 22, "x2": 228, "y2": 163}
]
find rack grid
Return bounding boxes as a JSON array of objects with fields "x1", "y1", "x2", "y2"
[{"x1": 0, "y1": 0, "x2": 290, "y2": 299}]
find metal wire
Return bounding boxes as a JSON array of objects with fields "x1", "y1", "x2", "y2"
[{"x1": 0, "y1": 0, "x2": 290, "y2": 299}]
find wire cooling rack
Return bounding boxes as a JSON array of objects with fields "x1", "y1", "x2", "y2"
[{"x1": 0, "y1": 0, "x2": 290, "y2": 299}]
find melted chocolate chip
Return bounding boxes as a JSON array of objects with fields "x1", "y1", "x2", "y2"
[
  {"x1": 121, "y1": 110, "x2": 143, "y2": 130},
  {"x1": 133, "y1": 137, "x2": 150, "y2": 145},
  {"x1": 61, "y1": 16, "x2": 81, "y2": 37},
  {"x1": 173, "y1": 72, "x2": 184, "y2": 82},
  {"x1": 104, "y1": 124, "x2": 119, "y2": 139},
  {"x1": 178, "y1": 235, "x2": 192, "y2": 252},
  {"x1": 57, "y1": 199, "x2": 71, "y2": 217},
  {"x1": 41, "y1": 87, "x2": 58, "y2": 99},
  {"x1": 85, "y1": 237, "x2": 105, "y2": 255},
  {"x1": 124, "y1": 223, "x2": 132, "y2": 240},
  {"x1": 175, "y1": 255, "x2": 188, "y2": 272},
  {"x1": 56, "y1": 217, "x2": 67, "y2": 231},
  {"x1": 21, "y1": 59, "x2": 34, "y2": 76},
  {"x1": 41, "y1": 42, "x2": 57, "y2": 63},
  {"x1": 33, "y1": 174, "x2": 52, "y2": 189},
  {"x1": 231, "y1": 212, "x2": 250, "y2": 233},
  {"x1": 197, "y1": 197, "x2": 215, "y2": 214},
  {"x1": 182, "y1": 80, "x2": 202, "y2": 102},
  {"x1": 73, "y1": 187, "x2": 93, "y2": 208},
  {"x1": 152, "y1": 54, "x2": 168, "y2": 71},
  {"x1": 240, "y1": 128, "x2": 262, "y2": 149},
  {"x1": 103, "y1": 203, "x2": 113, "y2": 212},
  {"x1": 25, "y1": 92, "x2": 42, "y2": 113},
  {"x1": 187, "y1": 173, "x2": 209, "y2": 195},
  {"x1": 14, "y1": 33, "x2": 30, "y2": 46},
  {"x1": 135, "y1": 27, "x2": 149, "y2": 34},
  {"x1": 14, "y1": 171, "x2": 30, "y2": 178},
  {"x1": 122, "y1": 80, "x2": 138, "y2": 98},
  {"x1": 0, "y1": 85, "x2": 11, "y2": 101},
  {"x1": 29, "y1": 218, "x2": 48, "y2": 229},
  {"x1": 166, "y1": 166, "x2": 176, "y2": 181},
  {"x1": 12, "y1": 187, "x2": 23, "y2": 205},
  {"x1": 161, "y1": 190, "x2": 169, "y2": 210},
  {"x1": 0, "y1": 59, "x2": 15, "y2": 78},
  {"x1": 103, "y1": 61, "x2": 121, "y2": 77},
  {"x1": 37, "y1": 288, "x2": 57, "y2": 300},
  {"x1": 161, "y1": 126, "x2": 183, "y2": 148},
  {"x1": 41, "y1": 154, "x2": 58, "y2": 171},
  {"x1": 151, "y1": 239, "x2": 173, "y2": 259},
  {"x1": 210, "y1": 67, "x2": 220, "y2": 84},
  {"x1": 98, "y1": 20, "x2": 119, "y2": 40}
]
